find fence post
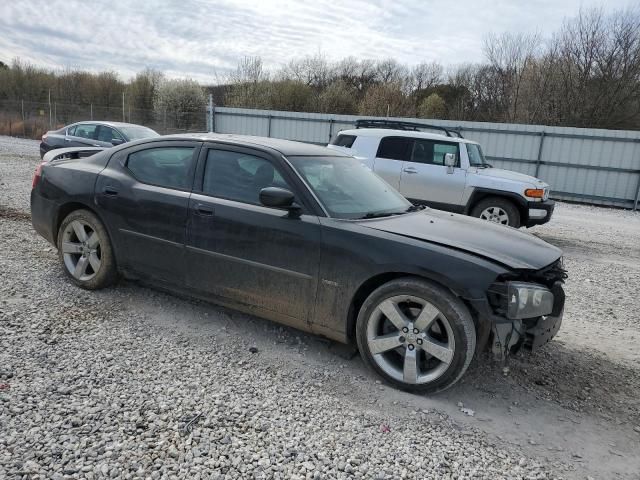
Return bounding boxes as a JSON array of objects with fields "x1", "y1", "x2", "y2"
[
  {"x1": 634, "y1": 173, "x2": 640, "y2": 211},
  {"x1": 21, "y1": 99, "x2": 25, "y2": 138},
  {"x1": 534, "y1": 131, "x2": 546, "y2": 177},
  {"x1": 267, "y1": 115, "x2": 272, "y2": 137},
  {"x1": 122, "y1": 92, "x2": 125, "y2": 122},
  {"x1": 206, "y1": 94, "x2": 214, "y2": 132},
  {"x1": 48, "y1": 89, "x2": 52, "y2": 129},
  {"x1": 90, "y1": 103, "x2": 93, "y2": 120},
  {"x1": 328, "y1": 118, "x2": 335, "y2": 142}
]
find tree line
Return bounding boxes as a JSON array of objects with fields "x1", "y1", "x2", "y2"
[{"x1": 1, "y1": 7, "x2": 639, "y2": 132}]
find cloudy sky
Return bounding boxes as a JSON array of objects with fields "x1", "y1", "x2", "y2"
[{"x1": 0, "y1": 0, "x2": 633, "y2": 83}]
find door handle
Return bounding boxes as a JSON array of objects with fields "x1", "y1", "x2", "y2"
[
  {"x1": 103, "y1": 185, "x2": 119, "y2": 196},
  {"x1": 194, "y1": 204, "x2": 214, "y2": 216},
  {"x1": 403, "y1": 167, "x2": 418, "y2": 174}
]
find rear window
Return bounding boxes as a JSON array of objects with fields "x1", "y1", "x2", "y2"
[
  {"x1": 127, "y1": 147, "x2": 196, "y2": 190},
  {"x1": 376, "y1": 137, "x2": 410, "y2": 161},
  {"x1": 331, "y1": 134, "x2": 356, "y2": 148}
]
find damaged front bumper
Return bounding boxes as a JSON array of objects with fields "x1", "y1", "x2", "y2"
[
  {"x1": 470, "y1": 278, "x2": 566, "y2": 359},
  {"x1": 489, "y1": 312, "x2": 564, "y2": 358}
]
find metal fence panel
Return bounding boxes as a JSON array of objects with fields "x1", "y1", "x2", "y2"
[{"x1": 212, "y1": 107, "x2": 640, "y2": 210}]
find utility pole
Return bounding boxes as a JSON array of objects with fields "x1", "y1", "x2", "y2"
[
  {"x1": 90, "y1": 103, "x2": 93, "y2": 120},
  {"x1": 122, "y1": 91, "x2": 125, "y2": 122}
]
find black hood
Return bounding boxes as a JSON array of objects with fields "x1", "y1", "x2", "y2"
[{"x1": 357, "y1": 209, "x2": 562, "y2": 270}]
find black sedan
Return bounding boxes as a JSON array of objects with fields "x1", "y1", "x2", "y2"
[
  {"x1": 30, "y1": 134, "x2": 566, "y2": 392},
  {"x1": 40, "y1": 121, "x2": 159, "y2": 158}
]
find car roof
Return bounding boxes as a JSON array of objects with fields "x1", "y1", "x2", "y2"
[
  {"x1": 72, "y1": 121, "x2": 151, "y2": 128},
  {"x1": 157, "y1": 133, "x2": 349, "y2": 157},
  {"x1": 337, "y1": 128, "x2": 478, "y2": 144}
]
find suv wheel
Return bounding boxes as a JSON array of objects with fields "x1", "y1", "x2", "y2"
[
  {"x1": 356, "y1": 278, "x2": 476, "y2": 393},
  {"x1": 471, "y1": 196, "x2": 521, "y2": 228},
  {"x1": 57, "y1": 209, "x2": 117, "y2": 290}
]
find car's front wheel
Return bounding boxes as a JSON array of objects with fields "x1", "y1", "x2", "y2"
[
  {"x1": 356, "y1": 278, "x2": 476, "y2": 393},
  {"x1": 471, "y1": 196, "x2": 521, "y2": 228},
  {"x1": 57, "y1": 209, "x2": 117, "y2": 289}
]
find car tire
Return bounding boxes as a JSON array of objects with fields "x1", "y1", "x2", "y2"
[
  {"x1": 471, "y1": 196, "x2": 521, "y2": 228},
  {"x1": 57, "y1": 209, "x2": 117, "y2": 290},
  {"x1": 356, "y1": 277, "x2": 476, "y2": 393}
]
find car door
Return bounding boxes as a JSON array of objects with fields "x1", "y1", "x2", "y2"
[
  {"x1": 399, "y1": 138, "x2": 467, "y2": 208},
  {"x1": 67, "y1": 123, "x2": 100, "y2": 147},
  {"x1": 371, "y1": 136, "x2": 410, "y2": 190},
  {"x1": 94, "y1": 141, "x2": 201, "y2": 285},
  {"x1": 185, "y1": 144, "x2": 321, "y2": 323}
]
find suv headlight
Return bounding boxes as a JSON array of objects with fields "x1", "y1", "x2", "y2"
[{"x1": 506, "y1": 282, "x2": 554, "y2": 319}]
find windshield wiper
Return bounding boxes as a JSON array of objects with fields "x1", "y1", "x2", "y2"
[{"x1": 359, "y1": 210, "x2": 406, "y2": 219}]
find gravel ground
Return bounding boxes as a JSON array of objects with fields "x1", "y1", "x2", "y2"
[{"x1": 1, "y1": 135, "x2": 639, "y2": 479}]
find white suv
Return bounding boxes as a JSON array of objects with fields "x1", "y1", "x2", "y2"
[{"x1": 327, "y1": 120, "x2": 554, "y2": 228}]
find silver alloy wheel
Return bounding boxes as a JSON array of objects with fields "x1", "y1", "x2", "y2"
[
  {"x1": 61, "y1": 220, "x2": 101, "y2": 281},
  {"x1": 366, "y1": 295, "x2": 455, "y2": 385},
  {"x1": 479, "y1": 206, "x2": 510, "y2": 225}
]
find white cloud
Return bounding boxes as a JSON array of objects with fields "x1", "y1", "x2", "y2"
[{"x1": 0, "y1": 0, "x2": 633, "y2": 83}]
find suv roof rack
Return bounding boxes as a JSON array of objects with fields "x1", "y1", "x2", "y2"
[{"x1": 354, "y1": 119, "x2": 463, "y2": 138}]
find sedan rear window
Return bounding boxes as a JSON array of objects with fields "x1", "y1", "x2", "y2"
[{"x1": 127, "y1": 147, "x2": 196, "y2": 190}]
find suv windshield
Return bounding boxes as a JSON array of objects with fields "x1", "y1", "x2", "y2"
[
  {"x1": 288, "y1": 156, "x2": 412, "y2": 219},
  {"x1": 467, "y1": 143, "x2": 490, "y2": 167},
  {"x1": 118, "y1": 126, "x2": 159, "y2": 141}
]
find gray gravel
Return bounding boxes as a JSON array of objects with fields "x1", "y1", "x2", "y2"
[
  {"x1": 0, "y1": 216, "x2": 561, "y2": 479},
  {"x1": 0, "y1": 136, "x2": 40, "y2": 212},
  {"x1": 1, "y1": 134, "x2": 639, "y2": 479}
]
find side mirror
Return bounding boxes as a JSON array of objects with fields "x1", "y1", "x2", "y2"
[
  {"x1": 444, "y1": 153, "x2": 456, "y2": 174},
  {"x1": 111, "y1": 138, "x2": 125, "y2": 146},
  {"x1": 259, "y1": 187, "x2": 301, "y2": 214}
]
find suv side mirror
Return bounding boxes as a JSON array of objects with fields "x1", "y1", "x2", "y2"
[
  {"x1": 259, "y1": 187, "x2": 301, "y2": 215},
  {"x1": 111, "y1": 138, "x2": 125, "y2": 146},
  {"x1": 444, "y1": 153, "x2": 456, "y2": 174}
]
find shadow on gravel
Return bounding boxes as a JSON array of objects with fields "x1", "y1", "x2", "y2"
[
  {"x1": 0, "y1": 205, "x2": 30, "y2": 221},
  {"x1": 457, "y1": 342, "x2": 640, "y2": 425}
]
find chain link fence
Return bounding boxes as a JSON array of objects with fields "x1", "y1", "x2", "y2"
[{"x1": 0, "y1": 99, "x2": 207, "y2": 139}]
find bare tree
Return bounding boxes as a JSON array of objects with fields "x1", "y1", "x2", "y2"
[
  {"x1": 409, "y1": 62, "x2": 443, "y2": 92},
  {"x1": 483, "y1": 31, "x2": 541, "y2": 122}
]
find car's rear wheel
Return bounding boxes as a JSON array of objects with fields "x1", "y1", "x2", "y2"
[
  {"x1": 471, "y1": 196, "x2": 521, "y2": 228},
  {"x1": 57, "y1": 209, "x2": 117, "y2": 290},
  {"x1": 356, "y1": 278, "x2": 476, "y2": 393}
]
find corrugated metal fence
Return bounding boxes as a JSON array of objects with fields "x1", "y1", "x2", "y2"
[{"x1": 210, "y1": 106, "x2": 640, "y2": 210}]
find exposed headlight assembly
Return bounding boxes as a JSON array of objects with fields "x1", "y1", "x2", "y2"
[{"x1": 506, "y1": 282, "x2": 554, "y2": 319}]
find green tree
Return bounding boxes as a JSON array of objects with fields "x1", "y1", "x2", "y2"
[{"x1": 418, "y1": 93, "x2": 447, "y2": 119}]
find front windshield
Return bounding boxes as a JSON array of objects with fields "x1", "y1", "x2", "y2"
[
  {"x1": 119, "y1": 126, "x2": 159, "y2": 141},
  {"x1": 288, "y1": 156, "x2": 412, "y2": 219},
  {"x1": 467, "y1": 143, "x2": 489, "y2": 167}
]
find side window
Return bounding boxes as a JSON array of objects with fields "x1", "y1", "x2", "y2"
[
  {"x1": 410, "y1": 140, "x2": 459, "y2": 166},
  {"x1": 75, "y1": 124, "x2": 97, "y2": 140},
  {"x1": 331, "y1": 134, "x2": 356, "y2": 148},
  {"x1": 97, "y1": 126, "x2": 123, "y2": 143},
  {"x1": 66, "y1": 125, "x2": 76, "y2": 136},
  {"x1": 127, "y1": 147, "x2": 196, "y2": 190},
  {"x1": 203, "y1": 149, "x2": 292, "y2": 205},
  {"x1": 376, "y1": 137, "x2": 410, "y2": 161}
]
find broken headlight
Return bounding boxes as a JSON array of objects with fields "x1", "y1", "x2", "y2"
[{"x1": 505, "y1": 282, "x2": 554, "y2": 319}]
